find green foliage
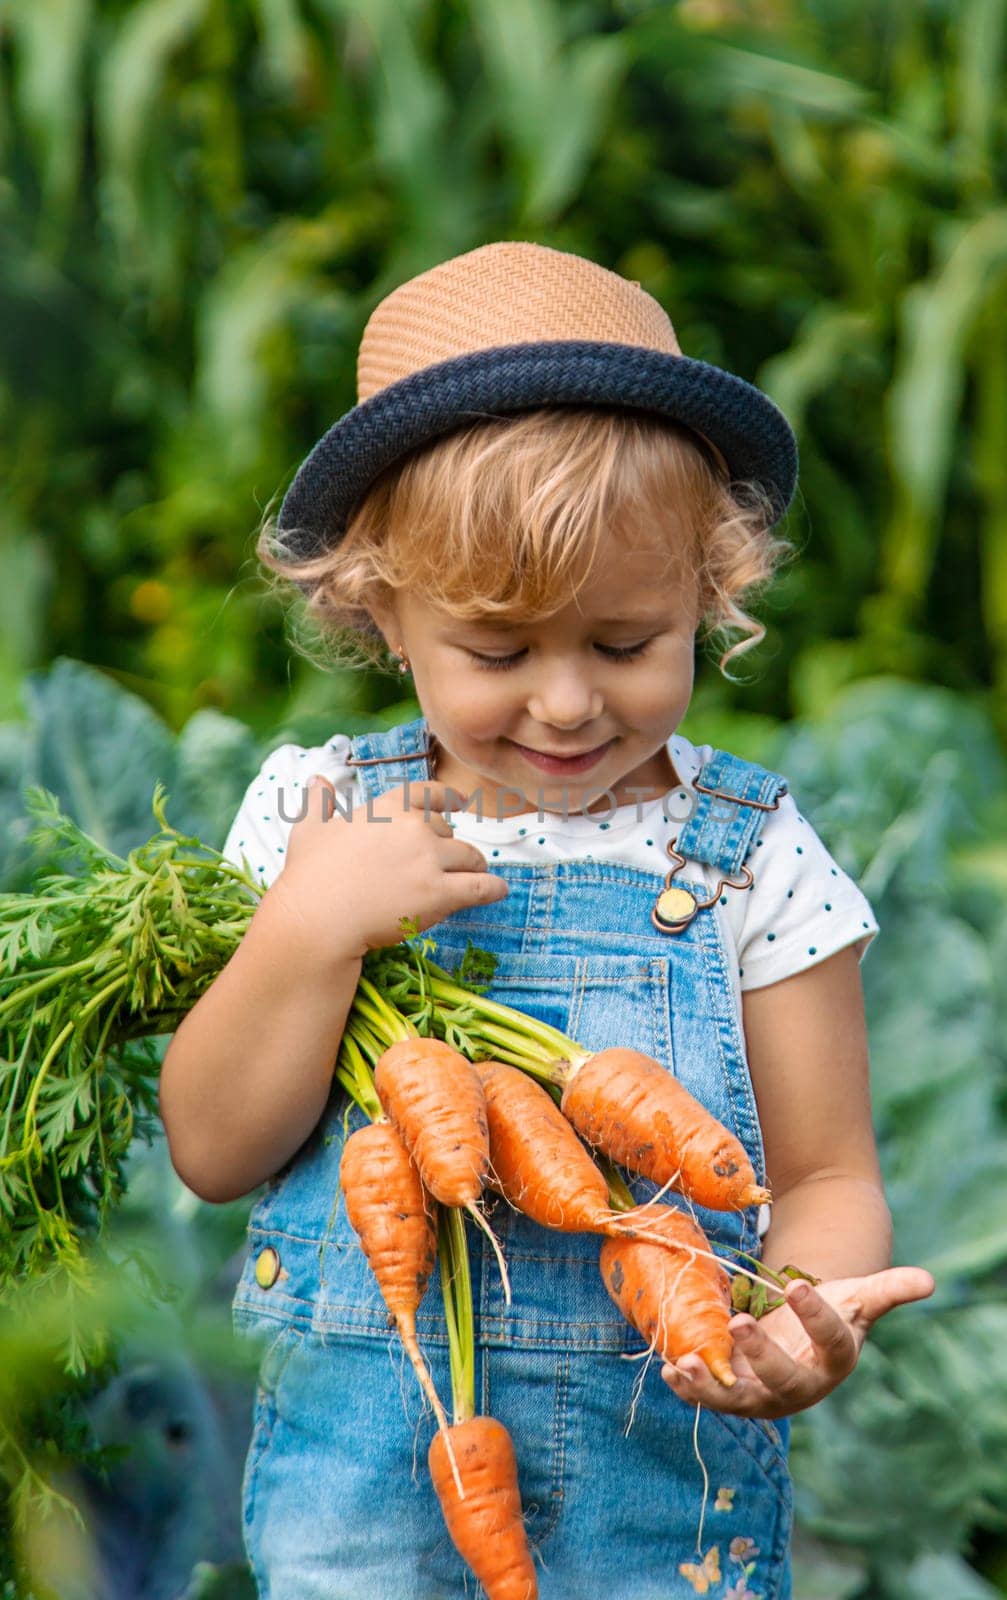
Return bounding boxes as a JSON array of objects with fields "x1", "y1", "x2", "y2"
[
  {"x1": 1, "y1": 0, "x2": 1004, "y2": 739},
  {"x1": 767, "y1": 677, "x2": 1007, "y2": 1594},
  {"x1": 0, "y1": 1142, "x2": 260, "y2": 1599},
  {"x1": 0, "y1": 776, "x2": 262, "y2": 1369},
  {"x1": 0, "y1": 658, "x2": 263, "y2": 893},
  {"x1": 2, "y1": 0, "x2": 1007, "y2": 1587}
]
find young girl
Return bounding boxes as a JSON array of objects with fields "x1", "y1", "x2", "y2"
[{"x1": 158, "y1": 241, "x2": 934, "y2": 1600}]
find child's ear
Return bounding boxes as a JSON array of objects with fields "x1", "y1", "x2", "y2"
[{"x1": 364, "y1": 598, "x2": 398, "y2": 654}]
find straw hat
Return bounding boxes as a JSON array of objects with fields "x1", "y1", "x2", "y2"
[{"x1": 276, "y1": 241, "x2": 798, "y2": 558}]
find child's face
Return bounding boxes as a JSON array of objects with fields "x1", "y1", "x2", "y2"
[{"x1": 372, "y1": 533, "x2": 699, "y2": 817}]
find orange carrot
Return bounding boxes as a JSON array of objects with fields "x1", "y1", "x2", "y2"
[
  {"x1": 428, "y1": 1416, "x2": 538, "y2": 1600},
  {"x1": 339, "y1": 1122, "x2": 453, "y2": 1444},
  {"x1": 600, "y1": 1205, "x2": 736, "y2": 1387},
  {"x1": 374, "y1": 1037, "x2": 490, "y2": 1207},
  {"x1": 561, "y1": 1047, "x2": 770, "y2": 1211},
  {"x1": 374, "y1": 1037, "x2": 511, "y2": 1302},
  {"x1": 476, "y1": 1059, "x2": 700, "y2": 1244}
]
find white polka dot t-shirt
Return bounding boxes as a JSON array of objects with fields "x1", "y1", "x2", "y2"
[{"x1": 221, "y1": 728, "x2": 880, "y2": 1018}]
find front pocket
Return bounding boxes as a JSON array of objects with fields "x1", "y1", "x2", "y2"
[
  {"x1": 704, "y1": 1406, "x2": 792, "y2": 1495},
  {"x1": 259, "y1": 1319, "x2": 307, "y2": 1398},
  {"x1": 483, "y1": 1345, "x2": 571, "y2": 1550},
  {"x1": 241, "y1": 1321, "x2": 308, "y2": 1544},
  {"x1": 430, "y1": 944, "x2": 675, "y2": 1067}
]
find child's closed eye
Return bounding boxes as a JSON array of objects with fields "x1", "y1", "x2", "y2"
[{"x1": 468, "y1": 640, "x2": 655, "y2": 671}]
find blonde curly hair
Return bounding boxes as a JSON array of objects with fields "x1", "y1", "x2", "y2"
[{"x1": 252, "y1": 407, "x2": 797, "y2": 682}]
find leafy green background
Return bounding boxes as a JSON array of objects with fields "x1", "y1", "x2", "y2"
[{"x1": 1, "y1": 1, "x2": 1005, "y2": 1596}]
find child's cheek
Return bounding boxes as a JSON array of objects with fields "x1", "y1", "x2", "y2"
[{"x1": 438, "y1": 680, "x2": 516, "y2": 743}]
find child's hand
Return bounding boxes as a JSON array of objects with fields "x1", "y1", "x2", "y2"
[
  {"x1": 272, "y1": 774, "x2": 509, "y2": 962},
  {"x1": 661, "y1": 1266, "x2": 935, "y2": 1420}
]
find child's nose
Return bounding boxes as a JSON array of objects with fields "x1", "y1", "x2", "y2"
[{"x1": 527, "y1": 665, "x2": 603, "y2": 729}]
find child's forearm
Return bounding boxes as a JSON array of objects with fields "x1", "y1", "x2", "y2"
[
  {"x1": 158, "y1": 881, "x2": 363, "y2": 1204},
  {"x1": 759, "y1": 1172, "x2": 894, "y2": 1283}
]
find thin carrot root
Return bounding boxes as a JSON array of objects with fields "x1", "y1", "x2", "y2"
[
  {"x1": 600, "y1": 1206, "x2": 737, "y2": 1388},
  {"x1": 428, "y1": 1416, "x2": 538, "y2": 1600},
  {"x1": 389, "y1": 1308, "x2": 447, "y2": 1429},
  {"x1": 465, "y1": 1200, "x2": 512, "y2": 1306},
  {"x1": 600, "y1": 1207, "x2": 727, "y2": 1255},
  {"x1": 561, "y1": 1047, "x2": 771, "y2": 1211}
]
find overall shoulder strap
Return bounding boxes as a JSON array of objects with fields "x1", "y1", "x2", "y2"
[
  {"x1": 345, "y1": 715, "x2": 434, "y2": 802},
  {"x1": 674, "y1": 749, "x2": 789, "y2": 877}
]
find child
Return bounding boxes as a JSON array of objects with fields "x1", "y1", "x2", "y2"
[{"x1": 158, "y1": 241, "x2": 934, "y2": 1599}]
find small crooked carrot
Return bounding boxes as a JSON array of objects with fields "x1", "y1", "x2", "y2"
[
  {"x1": 600, "y1": 1205, "x2": 736, "y2": 1387},
  {"x1": 428, "y1": 1414, "x2": 538, "y2": 1598}
]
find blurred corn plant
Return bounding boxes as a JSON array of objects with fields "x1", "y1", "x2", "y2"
[
  {"x1": 610, "y1": 0, "x2": 1007, "y2": 721},
  {"x1": 1, "y1": 0, "x2": 1004, "y2": 741}
]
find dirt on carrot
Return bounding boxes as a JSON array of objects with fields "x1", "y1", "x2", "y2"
[{"x1": 561, "y1": 1047, "x2": 771, "y2": 1212}]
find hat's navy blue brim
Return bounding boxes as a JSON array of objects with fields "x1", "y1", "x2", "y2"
[{"x1": 276, "y1": 341, "x2": 798, "y2": 557}]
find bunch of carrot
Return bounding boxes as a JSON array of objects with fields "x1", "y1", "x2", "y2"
[{"x1": 335, "y1": 930, "x2": 814, "y2": 1598}]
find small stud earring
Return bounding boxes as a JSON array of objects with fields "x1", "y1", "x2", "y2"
[{"x1": 396, "y1": 647, "x2": 410, "y2": 675}]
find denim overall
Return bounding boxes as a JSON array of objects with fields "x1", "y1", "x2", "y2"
[{"x1": 233, "y1": 716, "x2": 795, "y2": 1600}]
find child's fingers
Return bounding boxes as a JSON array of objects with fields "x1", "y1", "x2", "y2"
[
  {"x1": 777, "y1": 1281, "x2": 858, "y2": 1371},
  {"x1": 726, "y1": 1314, "x2": 833, "y2": 1404},
  {"x1": 661, "y1": 1359, "x2": 770, "y2": 1417},
  {"x1": 307, "y1": 774, "x2": 467, "y2": 835},
  {"x1": 358, "y1": 779, "x2": 471, "y2": 832},
  {"x1": 445, "y1": 871, "x2": 510, "y2": 909},
  {"x1": 849, "y1": 1266, "x2": 936, "y2": 1325},
  {"x1": 438, "y1": 838, "x2": 495, "y2": 875},
  {"x1": 401, "y1": 779, "x2": 471, "y2": 815}
]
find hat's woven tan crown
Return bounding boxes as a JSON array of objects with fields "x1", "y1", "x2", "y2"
[{"x1": 357, "y1": 241, "x2": 682, "y2": 404}]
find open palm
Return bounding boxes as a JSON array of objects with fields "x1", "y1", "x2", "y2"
[{"x1": 662, "y1": 1266, "x2": 935, "y2": 1420}]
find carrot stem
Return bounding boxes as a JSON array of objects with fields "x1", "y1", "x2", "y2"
[
  {"x1": 719, "y1": 1245, "x2": 789, "y2": 1290},
  {"x1": 334, "y1": 1035, "x2": 382, "y2": 1121},
  {"x1": 421, "y1": 967, "x2": 584, "y2": 1067},
  {"x1": 599, "y1": 1157, "x2": 637, "y2": 1212},
  {"x1": 465, "y1": 1021, "x2": 568, "y2": 1084},
  {"x1": 438, "y1": 1205, "x2": 476, "y2": 1426},
  {"x1": 345, "y1": 1015, "x2": 383, "y2": 1068},
  {"x1": 354, "y1": 977, "x2": 416, "y2": 1043}
]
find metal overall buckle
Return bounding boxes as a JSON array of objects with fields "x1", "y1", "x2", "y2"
[
  {"x1": 650, "y1": 776, "x2": 783, "y2": 935},
  {"x1": 651, "y1": 844, "x2": 754, "y2": 934}
]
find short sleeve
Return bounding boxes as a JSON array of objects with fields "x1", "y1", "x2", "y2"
[
  {"x1": 729, "y1": 789, "x2": 880, "y2": 992},
  {"x1": 220, "y1": 733, "x2": 357, "y2": 891}
]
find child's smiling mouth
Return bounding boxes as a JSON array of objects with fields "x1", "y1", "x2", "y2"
[{"x1": 507, "y1": 738, "x2": 616, "y2": 775}]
